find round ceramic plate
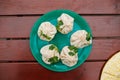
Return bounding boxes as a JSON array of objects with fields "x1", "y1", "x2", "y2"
[{"x1": 30, "y1": 9, "x2": 92, "y2": 72}]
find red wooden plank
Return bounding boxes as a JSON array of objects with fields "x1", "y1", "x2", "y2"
[
  {"x1": 0, "y1": 62, "x2": 104, "y2": 80},
  {"x1": 0, "y1": 39, "x2": 120, "y2": 61},
  {"x1": 0, "y1": 40, "x2": 32, "y2": 61},
  {"x1": 88, "y1": 39, "x2": 120, "y2": 60},
  {"x1": 83, "y1": 16, "x2": 120, "y2": 37},
  {"x1": 0, "y1": 16, "x2": 37, "y2": 38},
  {"x1": 0, "y1": 16, "x2": 120, "y2": 38},
  {"x1": 0, "y1": 0, "x2": 119, "y2": 15}
]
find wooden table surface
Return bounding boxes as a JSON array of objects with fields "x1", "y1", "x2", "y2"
[{"x1": 0, "y1": 0, "x2": 120, "y2": 80}]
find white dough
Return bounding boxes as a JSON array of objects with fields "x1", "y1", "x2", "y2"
[
  {"x1": 60, "y1": 46, "x2": 78, "y2": 67},
  {"x1": 40, "y1": 44, "x2": 59, "y2": 64},
  {"x1": 37, "y1": 22, "x2": 57, "y2": 41},
  {"x1": 57, "y1": 13, "x2": 74, "y2": 34},
  {"x1": 70, "y1": 30, "x2": 92, "y2": 48}
]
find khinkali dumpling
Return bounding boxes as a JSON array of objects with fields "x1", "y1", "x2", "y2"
[
  {"x1": 70, "y1": 30, "x2": 92, "y2": 48},
  {"x1": 56, "y1": 13, "x2": 74, "y2": 34},
  {"x1": 40, "y1": 44, "x2": 60, "y2": 64},
  {"x1": 38, "y1": 22, "x2": 57, "y2": 41},
  {"x1": 60, "y1": 46, "x2": 78, "y2": 67}
]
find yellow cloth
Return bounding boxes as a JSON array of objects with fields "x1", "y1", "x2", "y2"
[{"x1": 100, "y1": 51, "x2": 120, "y2": 80}]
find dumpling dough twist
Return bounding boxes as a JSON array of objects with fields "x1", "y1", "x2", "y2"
[
  {"x1": 57, "y1": 13, "x2": 74, "y2": 34},
  {"x1": 38, "y1": 22, "x2": 57, "y2": 41},
  {"x1": 70, "y1": 30, "x2": 92, "y2": 48},
  {"x1": 60, "y1": 46, "x2": 78, "y2": 67},
  {"x1": 40, "y1": 44, "x2": 60, "y2": 64}
]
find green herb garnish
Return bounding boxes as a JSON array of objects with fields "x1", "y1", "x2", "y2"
[
  {"x1": 58, "y1": 20, "x2": 63, "y2": 26},
  {"x1": 49, "y1": 44, "x2": 56, "y2": 50},
  {"x1": 49, "y1": 44, "x2": 59, "y2": 52},
  {"x1": 68, "y1": 52, "x2": 76, "y2": 56},
  {"x1": 56, "y1": 20, "x2": 63, "y2": 31},
  {"x1": 48, "y1": 56, "x2": 59, "y2": 64},
  {"x1": 68, "y1": 46, "x2": 78, "y2": 53},
  {"x1": 86, "y1": 32, "x2": 91, "y2": 41},
  {"x1": 74, "y1": 48, "x2": 78, "y2": 53},
  {"x1": 40, "y1": 31, "x2": 51, "y2": 40}
]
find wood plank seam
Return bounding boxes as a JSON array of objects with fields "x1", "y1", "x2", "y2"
[
  {"x1": 1, "y1": 36, "x2": 120, "y2": 40},
  {"x1": 0, "y1": 60, "x2": 107, "y2": 63},
  {"x1": 0, "y1": 14, "x2": 120, "y2": 16}
]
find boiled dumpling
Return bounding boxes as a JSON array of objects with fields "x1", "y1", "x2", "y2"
[
  {"x1": 40, "y1": 44, "x2": 60, "y2": 64},
  {"x1": 60, "y1": 46, "x2": 78, "y2": 67},
  {"x1": 38, "y1": 22, "x2": 57, "y2": 41},
  {"x1": 56, "y1": 13, "x2": 74, "y2": 34},
  {"x1": 70, "y1": 30, "x2": 92, "y2": 48}
]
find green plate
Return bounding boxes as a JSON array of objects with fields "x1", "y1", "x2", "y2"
[{"x1": 30, "y1": 9, "x2": 92, "y2": 72}]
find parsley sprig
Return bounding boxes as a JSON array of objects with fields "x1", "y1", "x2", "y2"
[
  {"x1": 86, "y1": 32, "x2": 91, "y2": 41},
  {"x1": 49, "y1": 44, "x2": 59, "y2": 51},
  {"x1": 56, "y1": 20, "x2": 63, "y2": 31},
  {"x1": 68, "y1": 52, "x2": 76, "y2": 56},
  {"x1": 40, "y1": 31, "x2": 51, "y2": 40},
  {"x1": 49, "y1": 44, "x2": 56, "y2": 50},
  {"x1": 48, "y1": 56, "x2": 59, "y2": 64},
  {"x1": 68, "y1": 46, "x2": 78, "y2": 56}
]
